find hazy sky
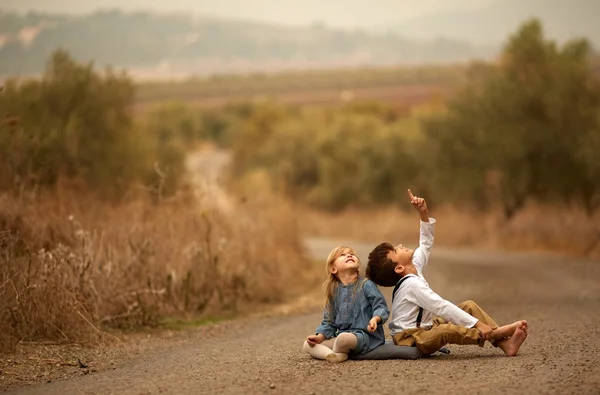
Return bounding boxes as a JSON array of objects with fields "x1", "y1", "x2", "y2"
[{"x1": 1, "y1": 0, "x2": 496, "y2": 27}]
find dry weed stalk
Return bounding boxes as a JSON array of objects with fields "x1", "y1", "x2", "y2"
[{"x1": 0, "y1": 186, "x2": 317, "y2": 353}]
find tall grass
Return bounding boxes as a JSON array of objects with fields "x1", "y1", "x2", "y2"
[{"x1": 0, "y1": 184, "x2": 318, "y2": 353}]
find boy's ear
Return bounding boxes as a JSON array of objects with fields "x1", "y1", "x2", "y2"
[{"x1": 394, "y1": 265, "x2": 404, "y2": 274}]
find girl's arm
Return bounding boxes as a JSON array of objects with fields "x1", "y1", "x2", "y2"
[
  {"x1": 315, "y1": 309, "x2": 338, "y2": 339},
  {"x1": 365, "y1": 280, "x2": 390, "y2": 324}
]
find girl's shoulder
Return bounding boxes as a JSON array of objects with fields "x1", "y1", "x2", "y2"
[
  {"x1": 361, "y1": 277, "x2": 387, "y2": 295},
  {"x1": 361, "y1": 276, "x2": 377, "y2": 284},
  {"x1": 360, "y1": 277, "x2": 378, "y2": 291}
]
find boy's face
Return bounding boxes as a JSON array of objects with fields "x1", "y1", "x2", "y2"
[{"x1": 388, "y1": 244, "x2": 414, "y2": 274}]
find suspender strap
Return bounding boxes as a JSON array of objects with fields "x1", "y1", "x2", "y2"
[
  {"x1": 392, "y1": 275, "x2": 424, "y2": 329},
  {"x1": 391, "y1": 276, "x2": 410, "y2": 302},
  {"x1": 416, "y1": 305, "x2": 423, "y2": 328}
]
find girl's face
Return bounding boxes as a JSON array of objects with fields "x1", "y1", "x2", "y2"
[{"x1": 329, "y1": 248, "x2": 360, "y2": 275}]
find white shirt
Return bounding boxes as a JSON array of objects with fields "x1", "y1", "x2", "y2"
[{"x1": 389, "y1": 218, "x2": 478, "y2": 335}]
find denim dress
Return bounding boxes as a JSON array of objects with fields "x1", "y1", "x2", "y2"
[{"x1": 315, "y1": 278, "x2": 389, "y2": 355}]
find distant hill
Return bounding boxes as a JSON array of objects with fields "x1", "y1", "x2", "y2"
[
  {"x1": 389, "y1": 0, "x2": 600, "y2": 46},
  {"x1": 0, "y1": 0, "x2": 497, "y2": 29},
  {"x1": 0, "y1": 10, "x2": 495, "y2": 79}
]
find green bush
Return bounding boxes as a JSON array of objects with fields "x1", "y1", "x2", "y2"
[
  {"x1": 227, "y1": 20, "x2": 600, "y2": 216},
  {"x1": 231, "y1": 103, "x2": 423, "y2": 210},
  {"x1": 423, "y1": 19, "x2": 600, "y2": 217},
  {"x1": 0, "y1": 50, "x2": 185, "y2": 199}
]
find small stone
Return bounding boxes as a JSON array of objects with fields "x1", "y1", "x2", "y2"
[{"x1": 269, "y1": 383, "x2": 276, "y2": 389}]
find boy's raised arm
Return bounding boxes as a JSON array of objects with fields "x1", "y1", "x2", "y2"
[
  {"x1": 408, "y1": 189, "x2": 435, "y2": 270},
  {"x1": 408, "y1": 189, "x2": 429, "y2": 223}
]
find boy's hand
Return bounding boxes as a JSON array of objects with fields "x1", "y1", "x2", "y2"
[
  {"x1": 475, "y1": 321, "x2": 493, "y2": 340},
  {"x1": 408, "y1": 189, "x2": 429, "y2": 221},
  {"x1": 306, "y1": 334, "x2": 325, "y2": 347},
  {"x1": 367, "y1": 316, "x2": 380, "y2": 332}
]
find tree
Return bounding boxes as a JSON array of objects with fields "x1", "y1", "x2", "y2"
[
  {"x1": 0, "y1": 49, "x2": 183, "y2": 199},
  {"x1": 424, "y1": 19, "x2": 600, "y2": 218}
]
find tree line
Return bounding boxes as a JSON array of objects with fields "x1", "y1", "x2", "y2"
[{"x1": 228, "y1": 19, "x2": 600, "y2": 218}]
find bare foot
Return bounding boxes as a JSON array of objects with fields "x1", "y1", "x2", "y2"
[
  {"x1": 497, "y1": 322, "x2": 528, "y2": 357},
  {"x1": 325, "y1": 352, "x2": 349, "y2": 363},
  {"x1": 492, "y1": 320, "x2": 527, "y2": 340}
]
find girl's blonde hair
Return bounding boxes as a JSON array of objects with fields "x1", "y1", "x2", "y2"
[{"x1": 323, "y1": 246, "x2": 366, "y2": 318}]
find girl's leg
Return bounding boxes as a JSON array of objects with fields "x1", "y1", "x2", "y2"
[
  {"x1": 303, "y1": 338, "x2": 336, "y2": 360},
  {"x1": 325, "y1": 333, "x2": 357, "y2": 363}
]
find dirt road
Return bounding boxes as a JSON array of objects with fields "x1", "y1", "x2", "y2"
[{"x1": 6, "y1": 237, "x2": 600, "y2": 395}]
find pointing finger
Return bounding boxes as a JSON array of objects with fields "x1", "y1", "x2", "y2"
[{"x1": 407, "y1": 189, "x2": 415, "y2": 200}]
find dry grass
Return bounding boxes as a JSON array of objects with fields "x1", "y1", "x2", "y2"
[
  {"x1": 298, "y1": 203, "x2": 600, "y2": 259},
  {"x1": 0, "y1": 183, "x2": 319, "y2": 353}
]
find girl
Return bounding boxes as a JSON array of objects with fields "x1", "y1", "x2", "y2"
[{"x1": 303, "y1": 246, "x2": 389, "y2": 363}]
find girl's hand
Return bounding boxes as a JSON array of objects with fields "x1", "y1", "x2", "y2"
[
  {"x1": 367, "y1": 317, "x2": 380, "y2": 332},
  {"x1": 306, "y1": 334, "x2": 325, "y2": 347}
]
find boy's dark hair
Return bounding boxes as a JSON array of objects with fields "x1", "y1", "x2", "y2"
[{"x1": 366, "y1": 242, "x2": 401, "y2": 287}]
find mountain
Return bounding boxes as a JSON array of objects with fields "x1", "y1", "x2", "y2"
[
  {"x1": 389, "y1": 0, "x2": 600, "y2": 46},
  {"x1": 0, "y1": 10, "x2": 496, "y2": 79},
  {"x1": 0, "y1": 1, "x2": 496, "y2": 29}
]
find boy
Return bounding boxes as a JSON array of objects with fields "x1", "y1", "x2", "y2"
[{"x1": 366, "y1": 189, "x2": 528, "y2": 356}]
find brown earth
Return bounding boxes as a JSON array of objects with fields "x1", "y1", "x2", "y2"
[
  {"x1": 3, "y1": 237, "x2": 599, "y2": 395},
  {"x1": 133, "y1": 83, "x2": 450, "y2": 112}
]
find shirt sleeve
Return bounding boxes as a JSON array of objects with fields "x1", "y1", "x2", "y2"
[
  {"x1": 364, "y1": 280, "x2": 390, "y2": 324},
  {"x1": 405, "y1": 277, "x2": 478, "y2": 328},
  {"x1": 315, "y1": 308, "x2": 338, "y2": 339},
  {"x1": 412, "y1": 218, "x2": 436, "y2": 273}
]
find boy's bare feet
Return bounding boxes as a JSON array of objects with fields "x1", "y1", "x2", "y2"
[
  {"x1": 491, "y1": 320, "x2": 528, "y2": 340},
  {"x1": 325, "y1": 352, "x2": 349, "y2": 363},
  {"x1": 497, "y1": 322, "x2": 528, "y2": 357}
]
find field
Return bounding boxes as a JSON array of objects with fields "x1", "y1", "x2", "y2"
[
  {"x1": 133, "y1": 64, "x2": 466, "y2": 111},
  {"x1": 3, "y1": 49, "x2": 600, "y2": 394}
]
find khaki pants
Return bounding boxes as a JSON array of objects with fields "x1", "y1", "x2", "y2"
[{"x1": 392, "y1": 300, "x2": 499, "y2": 355}]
